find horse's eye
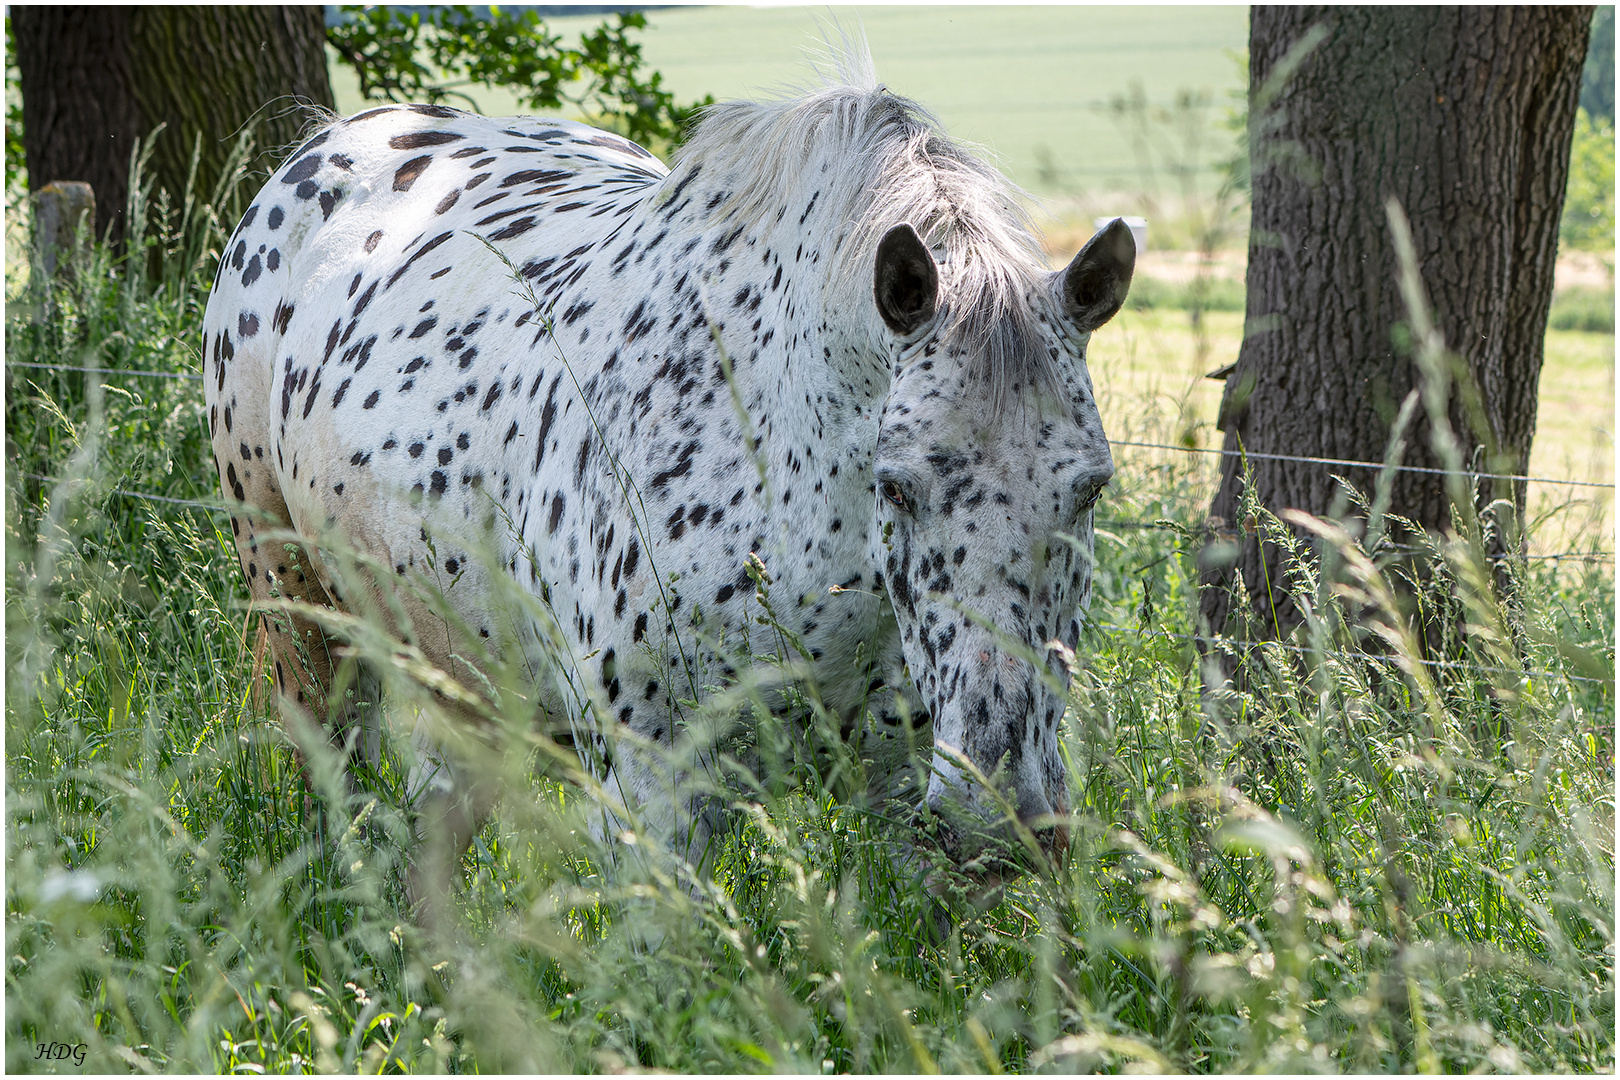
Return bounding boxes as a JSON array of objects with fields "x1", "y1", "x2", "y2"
[{"x1": 880, "y1": 480, "x2": 911, "y2": 513}]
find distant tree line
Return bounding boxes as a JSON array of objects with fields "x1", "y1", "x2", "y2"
[
  {"x1": 1564, "y1": 5, "x2": 1615, "y2": 250},
  {"x1": 1579, "y1": 5, "x2": 1613, "y2": 121}
]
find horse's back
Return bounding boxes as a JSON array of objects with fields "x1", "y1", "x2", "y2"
[{"x1": 203, "y1": 106, "x2": 666, "y2": 601}]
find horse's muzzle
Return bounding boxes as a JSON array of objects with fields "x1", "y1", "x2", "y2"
[{"x1": 924, "y1": 784, "x2": 1071, "y2": 879}]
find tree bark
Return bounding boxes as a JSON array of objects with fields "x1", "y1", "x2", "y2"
[
  {"x1": 130, "y1": 7, "x2": 334, "y2": 230},
  {"x1": 14, "y1": 6, "x2": 334, "y2": 247},
  {"x1": 13, "y1": 7, "x2": 141, "y2": 244},
  {"x1": 1200, "y1": 6, "x2": 1592, "y2": 650}
]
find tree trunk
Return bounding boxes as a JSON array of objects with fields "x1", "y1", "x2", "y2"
[
  {"x1": 14, "y1": 6, "x2": 334, "y2": 247},
  {"x1": 13, "y1": 7, "x2": 141, "y2": 244},
  {"x1": 1200, "y1": 6, "x2": 1591, "y2": 651},
  {"x1": 130, "y1": 6, "x2": 334, "y2": 230}
]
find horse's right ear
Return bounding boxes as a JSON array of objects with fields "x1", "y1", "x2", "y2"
[
  {"x1": 1060, "y1": 217, "x2": 1136, "y2": 332},
  {"x1": 874, "y1": 223, "x2": 938, "y2": 336}
]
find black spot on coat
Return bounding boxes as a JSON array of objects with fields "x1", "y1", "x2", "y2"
[
  {"x1": 389, "y1": 130, "x2": 464, "y2": 149},
  {"x1": 393, "y1": 155, "x2": 433, "y2": 192},
  {"x1": 282, "y1": 153, "x2": 322, "y2": 185}
]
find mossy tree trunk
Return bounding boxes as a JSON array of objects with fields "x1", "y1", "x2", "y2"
[
  {"x1": 15, "y1": 5, "x2": 333, "y2": 247},
  {"x1": 1200, "y1": 6, "x2": 1592, "y2": 651}
]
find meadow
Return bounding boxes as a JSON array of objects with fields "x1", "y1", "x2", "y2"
[
  {"x1": 329, "y1": 5, "x2": 1252, "y2": 204},
  {"x1": 6, "y1": 20, "x2": 1615, "y2": 1072},
  {"x1": 1086, "y1": 307, "x2": 1614, "y2": 553}
]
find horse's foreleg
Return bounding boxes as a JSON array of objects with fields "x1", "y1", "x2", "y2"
[{"x1": 401, "y1": 701, "x2": 500, "y2": 933}]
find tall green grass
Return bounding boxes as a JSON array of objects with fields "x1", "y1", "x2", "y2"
[{"x1": 5, "y1": 147, "x2": 1613, "y2": 1073}]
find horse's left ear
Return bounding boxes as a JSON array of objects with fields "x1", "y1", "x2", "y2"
[
  {"x1": 874, "y1": 223, "x2": 939, "y2": 336},
  {"x1": 1060, "y1": 217, "x2": 1136, "y2": 332}
]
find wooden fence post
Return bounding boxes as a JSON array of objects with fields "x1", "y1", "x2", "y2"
[{"x1": 30, "y1": 180, "x2": 96, "y2": 283}]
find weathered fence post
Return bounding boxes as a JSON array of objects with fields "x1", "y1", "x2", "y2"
[
  {"x1": 13, "y1": 181, "x2": 97, "y2": 452},
  {"x1": 30, "y1": 180, "x2": 96, "y2": 283}
]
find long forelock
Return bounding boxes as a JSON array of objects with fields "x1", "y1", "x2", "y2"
[{"x1": 668, "y1": 43, "x2": 1056, "y2": 403}]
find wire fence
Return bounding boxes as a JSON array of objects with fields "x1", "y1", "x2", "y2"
[
  {"x1": 21, "y1": 471, "x2": 1610, "y2": 567},
  {"x1": 9, "y1": 361, "x2": 203, "y2": 382},
  {"x1": 12, "y1": 356, "x2": 1616, "y2": 688},
  {"x1": 1088, "y1": 622, "x2": 1609, "y2": 687},
  {"x1": 11, "y1": 359, "x2": 1614, "y2": 492},
  {"x1": 20, "y1": 456, "x2": 1611, "y2": 687},
  {"x1": 24, "y1": 469, "x2": 1610, "y2": 569},
  {"x1": 20, "y1": 472, "x2": 217, "y2": 510},
  {"x1": 1109, "y1": 438, "x2": 1615, "y2": 491}
]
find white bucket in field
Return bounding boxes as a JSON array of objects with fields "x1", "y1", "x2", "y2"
[{"x1": 1094, "y1": 215, "x2": 1148, "y2": 254}]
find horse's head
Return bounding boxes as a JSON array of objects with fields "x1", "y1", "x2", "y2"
[{"x1": 868, "y1": 218, "x2": 1134, "y2": 875}]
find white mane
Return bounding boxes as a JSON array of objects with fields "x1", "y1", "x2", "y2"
[{"x1": 668, "y1": 38, "x2": 1055, "y2": 394}]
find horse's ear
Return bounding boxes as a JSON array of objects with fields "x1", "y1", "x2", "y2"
[
  {"x1": 1060, "y1": 217, "x2": 1136, "y2": 332},
  {"x1": 874, "y1": 223, "x2": 938, "y2": 336}
]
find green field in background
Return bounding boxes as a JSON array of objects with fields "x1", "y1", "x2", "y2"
[
  {"x1": 327, "y1": 5, "x2": 1250, "y2": 200},
  {"x1": 1087, "y1": 309, "x2": 1614, "y2": 550}
]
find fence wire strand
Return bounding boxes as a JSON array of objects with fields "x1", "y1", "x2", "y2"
[
  {"x1": 1109, "y1": 438, "x2": 1615, "y2": 490},
  {"x1": 1091, "y1": 622, "x2": 1610, "y2": 687},
  {"x1": 15, "y1": 468, "x2": 1610, "y2": 688},
  {"x1": 20, "y1": 472, "x2": 216, "y2": 511},
  {"x1": 6, "y1": 361, "x2": 1611, "y2": 490},
  {"x1": 20, "y1": 472, "x2": 1609, "y2": 560},
  {"x1": 10, "y1": 361, "x2": 202, "y2": 382}
]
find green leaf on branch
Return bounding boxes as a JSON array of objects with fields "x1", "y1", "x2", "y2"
[{"x1": 326, "y1": 6, "x2": 712, "y2": 152}]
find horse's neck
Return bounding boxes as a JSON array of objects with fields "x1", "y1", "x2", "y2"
[
  {"x1": 666, "y1": 176, "x2": 888, "y2": 581},
  {"x1": 687, "y1": 178, "x2": 891, "y2": 420}
]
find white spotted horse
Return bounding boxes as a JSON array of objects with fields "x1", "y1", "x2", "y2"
[{"x1": 202, "y1": 45, "x2": 1134, "y2": 915}]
